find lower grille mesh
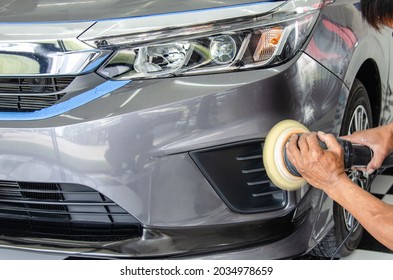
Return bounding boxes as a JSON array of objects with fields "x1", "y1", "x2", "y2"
[
  {"x1": 0, "y1": 181, "x2": 141, "y2": 241},
  {"x1": 0, "y1": 77, "x2": 73, "y2": 112}
]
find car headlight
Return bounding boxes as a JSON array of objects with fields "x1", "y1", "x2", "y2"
[{"x1": 80, "y1": 0, "x2": 326, "y2": 80}]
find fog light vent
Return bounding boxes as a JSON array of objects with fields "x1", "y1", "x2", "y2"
[{"x1": 190, "y1": 140, "x2": 288, "y2": 214}]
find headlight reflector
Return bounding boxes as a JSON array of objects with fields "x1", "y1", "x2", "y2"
[{"x1": 210, "y1": 35, "x2": 237, "y2": 65}]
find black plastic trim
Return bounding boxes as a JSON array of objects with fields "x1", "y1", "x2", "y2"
[{"x1": 190, "y1": 139, "x2": 288, "y2": 214}]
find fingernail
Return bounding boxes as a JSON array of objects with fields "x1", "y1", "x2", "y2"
[
  {"x1": 317, "y1": 131, "x2": 325, "y2": 135},
  {"x1": 368, "y1": 169, "x2": 375, "y2": 174}
]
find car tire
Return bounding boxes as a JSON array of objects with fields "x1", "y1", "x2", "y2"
[{"x1": 310, "y1": 79, "x2": 375, "y2": 258}]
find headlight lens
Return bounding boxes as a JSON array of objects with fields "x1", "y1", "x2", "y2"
[{"x1": 91, "y1": 0, "x2": 325, "y2": 80}]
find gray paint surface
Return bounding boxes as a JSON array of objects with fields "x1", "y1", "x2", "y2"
[
  {"x1": 0, "y1": 0, "x2": 392, "y2": 258},
  {"x1": 0, "y1": 0, "x2": 278, "y2": 22}
]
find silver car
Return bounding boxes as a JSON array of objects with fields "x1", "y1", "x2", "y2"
[{"x1": 0, "y1": 0, "x2": 392, "y2": 259}]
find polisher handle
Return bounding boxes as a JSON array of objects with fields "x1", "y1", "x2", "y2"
[
  {"x1": 339, "y1": 139, "x2": 372, "y2": 168},
  {"x1": 340, "y1": 140, "x2": 393, "y2": 169},
  {"x1": 284, "y1": 137, "x2": 393, "y2": 177}
]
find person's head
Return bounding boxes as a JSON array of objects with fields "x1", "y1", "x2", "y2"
[{"x1": 361, "y1": 0, "x2": 393, "y2": 30}]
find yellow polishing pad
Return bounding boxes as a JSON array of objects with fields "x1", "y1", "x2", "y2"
[{"x1": 263, "y1": 120, "x2": 309, "y2": 191}]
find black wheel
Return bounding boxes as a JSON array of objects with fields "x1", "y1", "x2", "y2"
[
  {"x1": 310, "y1": 79, "x2": 375, "y2": 258},
  {"x1": 335, "y1": 79, "x2": 375, "y2": 256}
]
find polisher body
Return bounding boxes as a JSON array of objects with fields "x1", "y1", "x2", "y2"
[
  {"x1": 263, "y1": 120, "x2": 393, "y2": 191},
  {"x1": 283, "y1": 139, "x2": 373, "y2": 177}
]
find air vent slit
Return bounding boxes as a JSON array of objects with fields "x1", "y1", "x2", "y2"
[
  {"x1": 241, "y1": 167, "x2": 265, "y2": 174},
  {"x1": 252, "y1": 190, "x2": 284, "y2": 197},
  {"x1": 247, "y1": 180, "x2": 271, "y2": 186},
  {"x1": 236, "y1": 155, "x2": 262, "y2": 161}
]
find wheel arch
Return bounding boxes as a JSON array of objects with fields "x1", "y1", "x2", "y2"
[
  {"x1": 340, "y1": 27, "x2": 389, "y2": 128},
  {"x1": 354, "y1": 59, "x2": 382, "y2": 127}
]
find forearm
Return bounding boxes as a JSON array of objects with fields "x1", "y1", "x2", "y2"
[
  {"x1": 377, "y1": 122, "x2": 393, "y2": 155},
  {"x1": 326, "y1": 176, "x2": 393, "y2": 250},
  {"x1": 385, "y1": 122, "x2": 393, "y2": 149}
]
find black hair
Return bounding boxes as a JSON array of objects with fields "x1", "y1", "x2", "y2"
[{"x1": 361, "y1": 0, "x2": 393, "y2": 30}]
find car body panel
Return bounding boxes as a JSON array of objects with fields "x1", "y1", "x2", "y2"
[
  {"x1": 0, "y1": 0, "x2": 282, "y2": 22},
  {"x1": 79, "y1": 1, "x2": 284, "y2": 42},
  {"x1": 305, "y1": 0, "x2": 392, "y2": 105},
  {"x1": 0, "y1": 52, "x2": 345, "y2": 226}
]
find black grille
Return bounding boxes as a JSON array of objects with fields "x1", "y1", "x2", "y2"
[
  {"x1": 0, "y1": 77, "x2": 74, "y2": 112},
  {"x1": 0, "y1": 181, "x2": 142, "y2": 241},
  {"x1": 190, "y1": 140, "x2": 288, "y2": 213}
]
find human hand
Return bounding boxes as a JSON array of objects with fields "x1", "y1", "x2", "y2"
[
  {"x1": 340, "y1": 124, "x2": 393, "y2": 174},
  {"x1": 286, "y1": 132, "x2": 349, "y2": 192}
]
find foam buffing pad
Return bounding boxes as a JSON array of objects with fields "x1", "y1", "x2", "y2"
[{"x1": 263, "y1": 120, "x2": 309, "y2": 191}]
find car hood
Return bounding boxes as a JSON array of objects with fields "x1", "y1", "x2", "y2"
[{"x1": 0, "y1": 0, "x2": 282, "y2": 22}]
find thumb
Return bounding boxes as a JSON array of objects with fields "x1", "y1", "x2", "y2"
[
  {"x1": 340, "y1": 132, "x2": 363, "y2": 145},
  {"x1": 339, "y1": 135, "x2": 351, "y2": 141},
  {"x1": 318, "y1": 131, "x2": 342, "y2": 154},
  {"x1": 367, "y1": 156, "x2": 384, "y2": 174}
]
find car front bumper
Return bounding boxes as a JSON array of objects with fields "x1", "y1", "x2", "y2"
[{"x1": 0, "y1": 52, "x2": 346, "y2": 258}]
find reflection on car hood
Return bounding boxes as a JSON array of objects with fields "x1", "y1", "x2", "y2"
[{"x1": 0, "y1": 0, "x2": 283, "y2": 22}]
